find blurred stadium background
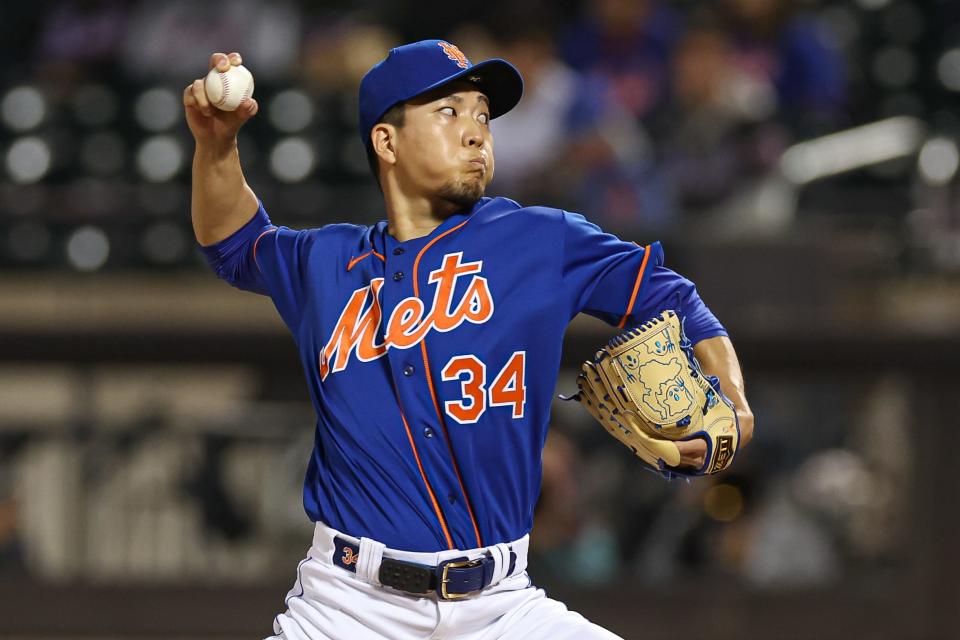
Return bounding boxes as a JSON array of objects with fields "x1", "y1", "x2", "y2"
[{"x1": 0, "y1": 0, "x2": 958, "y2": 638}]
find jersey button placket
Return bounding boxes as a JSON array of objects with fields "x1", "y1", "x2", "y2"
[{"x1": 384, "y1": 233, "x2": 469, "y2": 547}]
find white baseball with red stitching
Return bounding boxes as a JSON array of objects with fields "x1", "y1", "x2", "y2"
[{"x1": 203, "y1": 64, "x2": 254, "y2": 112}]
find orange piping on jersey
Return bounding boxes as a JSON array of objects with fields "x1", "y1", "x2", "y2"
[
  {"x1": 412, "y1": 218, "x2": 484, "y2": 549},
  {"x1": 346, "y1": 250, "x2": 385, "y2": 272},
  {"x1": 346, "y1": 252, "x2": 370, "y2": 271},
  {"x1": 252, "y1": 227, "x2": 278, "y2": 271},
  {"x1": 617, "y1": 244, "x2": 652, "y2": 329},
  {"x1": 396, "y1": 397, "x2": 455, "y2": 549}
]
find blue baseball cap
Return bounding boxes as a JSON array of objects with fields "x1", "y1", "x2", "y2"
[{"x1": 358, "y1": 39, "x2": 524, "y2": 148}]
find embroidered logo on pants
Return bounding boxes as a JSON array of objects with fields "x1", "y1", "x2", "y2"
[{"x1": 333, "y1": 537, "x2": 360, "y2": 573}]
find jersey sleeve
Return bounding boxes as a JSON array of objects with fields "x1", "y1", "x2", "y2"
[
  {"x1": 198, "y1": 201, "x2": 318, "y2": 333},
  {"x1": 561, "y1": 210, "x2": 727, "y2": 343}
]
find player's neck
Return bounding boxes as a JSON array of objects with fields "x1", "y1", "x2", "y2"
[{"x1": 383, "y1": 186, "x2": 458, "y2": 242}]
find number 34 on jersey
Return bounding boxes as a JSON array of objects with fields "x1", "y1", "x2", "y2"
[
  {"x1": 441, "y1": 351, "x2": 526, "y2": 424},
  {"x1": 317, "y1": 251, "x2": 527, "y2": 426}
]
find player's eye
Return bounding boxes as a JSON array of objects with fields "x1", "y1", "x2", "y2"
[
  {"x1": 439, "y1": 106, "x2": 456, "y2": 116},
  {"x1": 477, "y1": 112, "x2": 489, "y2": 125}
]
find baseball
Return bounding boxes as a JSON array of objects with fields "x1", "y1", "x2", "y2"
[{"x1": 204, "y1": 64, "x2": 254, "y2": 112}]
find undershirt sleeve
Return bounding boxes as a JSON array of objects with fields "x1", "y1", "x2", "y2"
[{"x1": 197, "y1": 201, "x2": 318, "y2": 333}]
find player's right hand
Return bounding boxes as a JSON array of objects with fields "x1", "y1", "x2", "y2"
[{"x1": 183, "y1": 52, "x2": 259, "y2": 147}]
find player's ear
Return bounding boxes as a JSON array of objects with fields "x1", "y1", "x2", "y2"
[{"x1": 371, "y1": 123, "x2": 398, "y2": 166}]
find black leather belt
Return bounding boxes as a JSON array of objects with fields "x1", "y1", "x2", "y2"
[{"x1": 332, "y1": 536, "x2": 516, "y2": 600}]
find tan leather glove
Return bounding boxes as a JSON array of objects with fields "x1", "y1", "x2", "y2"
[{"x1": 569, "y1": 310, "x2": 740, "y2": 479}]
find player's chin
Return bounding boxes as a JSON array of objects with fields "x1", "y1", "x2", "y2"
[{"x1": 438, "y1": 176, "x2": 485, "y2": 210}]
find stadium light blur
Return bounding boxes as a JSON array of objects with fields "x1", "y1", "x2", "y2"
[
  {"x1": 5, "y1": 185, "x2": 46, "y2": 216},
  {"x1": 881, "y1": 92, "x2": 925, "y2": 119},
  {"x1": 881, "y1": 2, "x2": 925, "y2": 44},
  {"x1": 269, "y1": 137, "x2": 315, "y2": 183},
  {"x1": 872, "y1": 47, "x2": 917, "y2": 89},
  {"x1": 71, "y1": 84, "x2": 119, "y2": 127},
  {"x1": 5, "y1": 137, "x2": 52, "y2": 184},
  {"x1": 937, "y1": 49, "x2": 960, "y2": 92},
  {"x1": 134, "y1": 87, "x2": 181, "y2": 132},
  {"x1": 66, "y1": 226, "x2": 110, "y2": 272},
  {"x1": 268, "y1": 89, "x2": 314, "y2": 133},
  {"x1": 6, "y1": 221, "x2": 51, "y2": 262},
  {"x1": 141, "y1": 222, "x2": 188, "y2": 264},
  {"x1": 818, "y1": 6, "x2": 859, "y2": 49},
  {"x1": 136, "y1": 136, "x2": 184, "y2": 182},
  {"x1": 855, "y1": 0, "x2": 892, "y2": 10},
  {"x1": 80, "y1": 132, "x2": 126, "y2": 176},
  {"x1": 781, "y1": 117, "x2": 926, "y2": 185},
  {"x1": 703, "y1": 484, "x2": 744, "y2": 523},
  {"x1": 137, "y1": 183, "x2": 185, "y2": 216},
  {"x1": 918, "y1": 137, "x2": 960, "y2": 186},
  {"x1": 1, "y1": 86, "x2": 46, "y2": 132}
]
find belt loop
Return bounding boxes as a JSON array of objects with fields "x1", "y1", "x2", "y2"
[
  {"x1": 510, "y1": 535, "x2": 529, "y2": 577},
  {"x1": 488, "y1": 542, "x2": 512, "y2": 585},
  {"x1": 357, "y1": 537, "x2": 385, "y2": 585}
]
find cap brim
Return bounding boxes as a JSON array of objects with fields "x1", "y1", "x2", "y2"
[{"x1": 406, "y1": 58, "x2": 524, "y2": 121}]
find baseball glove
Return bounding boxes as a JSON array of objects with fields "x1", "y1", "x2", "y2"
[{"x1": 566, "y1": 310, "x2": 739, "y2": 478}]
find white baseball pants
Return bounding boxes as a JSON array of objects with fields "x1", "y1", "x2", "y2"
[{"x1": 267, "y1": 521, "x2": 622, "y2": 640}]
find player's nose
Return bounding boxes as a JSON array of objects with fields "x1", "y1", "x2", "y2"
[{"x1": 463, "y1": 121, "x2": 484, "y2": 148}]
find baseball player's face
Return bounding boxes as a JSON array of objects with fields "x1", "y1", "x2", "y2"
[{"x1": 394, "y1": 82, "x2": 494, "y2": 209}]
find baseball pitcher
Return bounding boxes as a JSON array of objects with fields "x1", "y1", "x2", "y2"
[{"x1": 183, "y1": 40, "x2": 755, "y2": 639}]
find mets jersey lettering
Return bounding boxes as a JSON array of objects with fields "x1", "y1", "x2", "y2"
[
  {"x1": 320, "y1": 252, "x2": 494, "y2": 379},
  {"x1": 200, "y1": 196, "x2": 728, "y2": 552}
]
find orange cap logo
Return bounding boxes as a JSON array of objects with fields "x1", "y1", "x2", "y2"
[{"x1": 438, "y1": 41, "x2": 470, "y2": 69}]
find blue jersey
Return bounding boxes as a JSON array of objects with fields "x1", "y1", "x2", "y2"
[{"x1": 200, "y1": 196, "x2": 726, "y2": 552}]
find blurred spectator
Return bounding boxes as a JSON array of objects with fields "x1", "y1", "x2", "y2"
[
  {"x1": 736, "y1": 476, "x2": 841, "y2": 586},
  {"x1": 0, "y1": 464, "x2": 26, "y2": 577},
  {"x1": 28, "y1": 0, "x2": 130, "y2": 97},
  {"x1": 717, "y1": 0, "x2": 848, "y2": 134},
  {"x1": 559, "y1": 0, "x2": 682, "y2": 121},
  {"x1": 654, "y1": 17, "x2": 788, "y2": 218},
  {"x1": 487, "y1": 21, "x2": 597, "y2": 194},
  {"x1": 121, "y1": 0, "x2": 301, "y2": 81},
  {"x1": 301, "y1": 17, "x2": 399, "y2": 93},
  {"x1": 490, "y1": 13, "x2": 669, "y2": 232},
  {"x1": 37, "y1": 0, "x2": 129, "y2": 67},
  {"x1": 298, "y1": 17, "x2": 401, "y2": 188},
  {"x1": 634, "y1": 468, "x2": 841, "y2": 586},
  {"x1": 528, "y1": 429, "x2": 618, "y2": 586},
  {"x1": 447, "y1": 24, "x2": 498, "y2": 65}
]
